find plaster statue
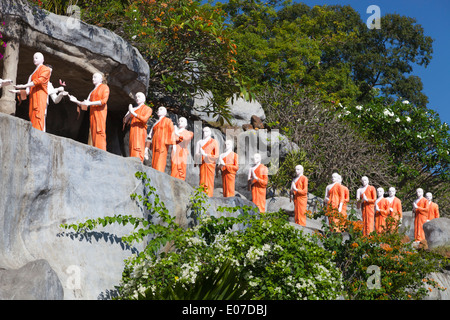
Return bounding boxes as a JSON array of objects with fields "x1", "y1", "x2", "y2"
[
  {"x1": 218, "y1": 139, "x2": 239, "y2": 197},
  {"x1": 10, "y1": 64, "x2": 67, "y2": 132},
  {"x1": 146, "y1": 106, "x2": 175, "y2": 172},
  {"x1": 356, "y1": 176, "x2": 377, "y2": 236},
  {"x1": 196, "y1": 127, "x2": 219, "y2": 197},
  {"x1": 290, "y1": 164, "x2": 308, "y2": 226},
  {"x1": 170, "y1": 117, "x2": 194, "y2": 181},
  {"x1": 386, "y1": 187, "x2": 403, "y2": 226},
  {"x1": 324, "y1": 172, "x2": 345, "y2": 231},
  {"x1": 425, "y1": 192, "x2": 440, "y2": 221},
  {"x1": 123, "y1": 92, "x2": 152, "y2": 162},
  {"x1": 14, "y1": 52, "x2": 51, "y2": 131},
  {"x1": 248, "y1": 153, "x2": 268, "y2": 213},
  {"x1": 374, "y1": 187, "x2": 390, "y2": 233},
  {"x1": 69, "y1": 72, "x2": 110, "y2": 150},
  {"x1": 412, "y1": 188, "x2": 430, "y2": 243}
]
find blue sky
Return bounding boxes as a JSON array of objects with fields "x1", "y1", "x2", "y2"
[{"x1": 298, "y1": 0, "x2": 450, "y2": 125}]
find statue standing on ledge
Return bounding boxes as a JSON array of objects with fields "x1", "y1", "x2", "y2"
[
  {"x1": 14, "y1": 52, "x2": 51, "y2": 131},
  {"x1": 291, "y1": 164, "x2": 308, "y2": 226},
  {"x1": 123, "y1": 92, "x2": 153, "y2": 162},
  {"x1": 171, "y1": 117, "x2": 194, "y2": 181},
  {"x1": 413, "y1": 188, "x2": 430, "y2": 243},
  {"x1": 387, "y1": 187, "x2": 402, "y2": 227},
  {"x1": 357, "y1": 176, "x2": 376, "y2": 236},
  {"x1": 324, "y1": 172, "x2": 344, "y2": 231},
  {"x1": 218, "y1": 139, "x2": 239, "y2": 197},
  {"x1": 425, "y1": 192, "x2": 440, "y2": 221},
  {"x1": 196, "y1": 127, "x2": 219, "y2": 197},
  {"x1": 248, "y1": 153, "x2": 268, "y2": 213},
  {"x1": 147, "y1": 106, "x2": 176, "y2": 172},
  {"x1": 69, "y1": 73, "x2": 109, "y2": 150},
  {"x1": 375, "y1": 187, "x2": 389, "y2": 233}
]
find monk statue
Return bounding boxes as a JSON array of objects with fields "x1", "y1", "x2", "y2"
[
  {"x1": 171, "y1": 117, "x2": 194, "y2": 181},
  {"x1": 425, "y1": 192, "x2": 440, "y2": 221},
  {"x1": 218, "y1": 139, "x2": 239, "y2": 197},
  {"x1": 248, "y1": 153, "x2": 268, "y2": 213},
  {"x1": 324, "y1": 172, "x2": 344, "y2": 231},
  {"x1": 356, "y1": 176, "x2": 376, "y2": 236},
  {"x1": 386, "y1": 187, "x2": 402, "y2": 227},
  {"x1": 123, "y1": 92, "x2": 153, "y2": 162},
  {"x1": 69, "y1": 72, "x2": 110, "y2": 150},
  {"x1": 14, "y1": 52, "x2": 51, "y2": 131},
  {"x1": 196, "y1": 126, "x2": 219, "y2": 197},
  {"x1": 374, "y1": 187, "x2": 389, "y2": 233},
  {"x1": 290, "y1": 164, "x2": 308, "y2": 226},
  {"x1": 147, "y1": 106, "x2": 176, "y2": 172},
  {"x1": 413, "y1": 188, "x2": 430, "y2": 243}
]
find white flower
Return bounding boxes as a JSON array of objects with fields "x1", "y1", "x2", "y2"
[
  {"x1": 355, "y1": 105, "x2": 363, "y2": 110},
  {"x1": 417, "y1": 134, "x2": 422, "y2": 139},
  {"x1": 395, "y1": 117, "x2": 400, "y2": 123},
  {"x1": 402, "y1": 100, "x2": 410, "y2": 104},
  {"x1": 406, "y1": 116, "x2": 411, "y2": 122}
]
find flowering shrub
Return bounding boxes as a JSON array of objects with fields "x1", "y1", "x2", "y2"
[
  {"x1": 0, "y1": 21, "x2": 6, "y2": 60},
  {"x1": 61, "y1": 172, "x2": 344, "y2": 300}
]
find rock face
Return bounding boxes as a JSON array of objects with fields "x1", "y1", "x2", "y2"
[
  {"x1": 0, "y1": 0, "x2": 150, "y2": 156},
  {"x1": 0, "y1": 113, "x2": 254, "y2": 299},
  {"x1": 423, "y1": 218, "x2": 450, "y2": 250},
  {"x1": 0, "y1": 260, "x2": 63, "y2": 300}
]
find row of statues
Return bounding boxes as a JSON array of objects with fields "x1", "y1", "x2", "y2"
[{"x1": 2, "y1": 52, "x2": 440, "y2": 244}]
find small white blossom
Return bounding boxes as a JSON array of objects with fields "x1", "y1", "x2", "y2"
[
  {"x1": 355, "y1": 105, "x2": 363, "y2": 110},
  {"x1": 402, "y1": 100, "x2": 410, "y2": 104},
  {"x1": 406, "y1": 116, "x2": 411, "y2": 122}
]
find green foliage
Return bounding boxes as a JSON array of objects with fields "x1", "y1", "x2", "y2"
[
  {"x1": 311, "y1": 206, "x2": 448, "y2": 300},
  {"x1": 138, "y1": 259, "x2": 253, "y2": 300}
]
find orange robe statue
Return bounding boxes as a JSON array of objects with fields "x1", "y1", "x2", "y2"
[
  {"x1": 428, "y1": 202, "x2": 440, "y2": 220},
  {"x1": 293, "y1": 175, "x2": 308, "y2": 226},
  {"x1": 220, "y1": 152, "x2": 239, "y2": 197},
  {"x1": 326, "y1": 183, "x2": 345, "y2": 231},
  {"x1": 129, "y1": 104, "x2": 153, "y2": 161},
  {"x1": 171, "y1": 129, "x2": 194, "y2": 180},
  {"x1": 151, "y1": 117, "x2": 176, "y2": 172},
  {"x1": 388, "y1": 197, "x2": 403, "y2": 223},
  {"x1": 375, "y1": 198, "x2": 390, "y2": 233},
  {"x1": 414, "y1": 197, "x2": 430, "y2": 242},
  {"x1": 199, "y1": 138, "x2": 219, "y2": 197},
  {"x1": 360, "y1": 186, "x2": 377, "y2": 236},
  {"x1": 87, "y1": 83, "x2": 110, "y2": 150},
  {"x1": 29, "y1": 64, "x2": 51, "y2": 131},
  {"x1": 250, "y1": 164, "x2": 269, "y2": 213}
]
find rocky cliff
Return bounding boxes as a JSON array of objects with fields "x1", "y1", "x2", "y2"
[{"x1": 0, "y1": 112, "x2": 257, "y2": 299}]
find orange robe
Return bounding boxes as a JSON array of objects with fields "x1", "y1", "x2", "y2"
[
  {"x1": 375, "y1": 198, "x2": 390, "y2": 233},
  {"x1": 199, "y1": 138, "x2": 219, "y2": 197},
  {"x1": 220, "y1": 152, "x2": 239, "y2": 197},
  {"x1": 87, "y1": 83, "x2": 110, "y2": 151},
  {"x1": 326, "y1": 183, "x2": 345, "y2": 231},
  {"x1": 414, "y1": 197, "x2": 430, "y2": 242},
  {"x1": 428, "y1": 202, "x2": 439, "y2": 220},
  {"x1": 341, "y1": 185, "x2": 350, "y2": 218},
  {"x1": 29, "y1": 64, "x2": 51, "y2": 131},
  {"x1": 250, "y1": 164, "x2": 268, "y2": 213},
  {"x1": 129, "y1": 104, "x2": 152, "y2": 162},
  {"x1": 171, "y1": 129, "x2": 194, "y2": 180},
  {"x1": 151, "y1": 116, "x2": 175, "y2": 172},
  {"x1": 388, "y1": 197, "x2": 403, "y2": 222},
  {"x1": 360, "y1": 185, "x2": 377, "y2": 236},
  {"x1": 293, "y1": 175, "x2": 308, "y2": 226}
]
